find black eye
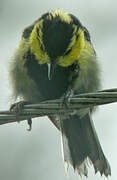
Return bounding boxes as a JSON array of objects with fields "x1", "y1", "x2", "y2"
[
  {"x1": 36, "y1": 28, "x2": 39, "y2": 37},
  {"x1": 64, "y1": 48, "x2": 72, "y2": 55},
  {"x1": 76, "y1": 34, "x2": 79, "y2": 40},
  {"x1": 83, "y1": 27, "x2": 91, "y2": 42}
]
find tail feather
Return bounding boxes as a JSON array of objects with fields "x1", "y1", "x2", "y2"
[{"x1": 49, "y1": 113, "x2": 111, "y2": 177}]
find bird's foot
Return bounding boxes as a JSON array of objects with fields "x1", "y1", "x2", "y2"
[
  {"x1": 61, "y1": 89, "x2": 74, "y2": 108},
  {"x1": 10, "y1": 101, "x2": 26, "y2": 113},
  {"x1": 9, "y1": 101, "x2": 32, "y2": 131}
]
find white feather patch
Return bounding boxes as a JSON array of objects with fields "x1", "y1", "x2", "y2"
[{"x1": 61, "y1": 133, "x2": 72, "y2": 176}]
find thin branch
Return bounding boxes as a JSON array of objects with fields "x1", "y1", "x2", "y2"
[{"x1": 0, "y1": 88, "x2": 117, "y2": 125}]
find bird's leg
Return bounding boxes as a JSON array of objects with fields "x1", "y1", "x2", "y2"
[
  {"x1": 61, "y1": 63, "x2": 79, "y2": 108},
  {"x1": 27, "y1": 118, "x2": 32, "y2": 131},
  {"x1": 9, "y1": 101, "x2": 32, "y2": 131}
]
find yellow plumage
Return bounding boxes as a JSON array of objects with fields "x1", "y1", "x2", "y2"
[{"x1": 9, "y1": 9, "x2": 111, "y2": 177}]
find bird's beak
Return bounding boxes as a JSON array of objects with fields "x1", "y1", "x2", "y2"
[{"x1": 47, "y1": 62, "x2": 56, "y2": 80}]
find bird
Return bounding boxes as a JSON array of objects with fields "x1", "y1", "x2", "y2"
[{"x1": 9, "y1": 9, "x2": 111, "y2": 177}]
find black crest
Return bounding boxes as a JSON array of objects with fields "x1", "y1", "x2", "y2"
[{"x1": 42, "y1": 16, "x2": 74, "y2": 59}]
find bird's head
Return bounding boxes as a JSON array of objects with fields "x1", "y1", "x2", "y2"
[{"x1": 30, "y1": 9, "x2": 91, "y2": 80}]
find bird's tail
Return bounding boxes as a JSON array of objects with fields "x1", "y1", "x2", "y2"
[{"x1": 59, "y1": 114, "x2": 111, "y2": 177}]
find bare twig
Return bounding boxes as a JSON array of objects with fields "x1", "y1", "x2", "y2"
[{"x1": 0, "y1": 88, "x2": 117, "y2": 125}]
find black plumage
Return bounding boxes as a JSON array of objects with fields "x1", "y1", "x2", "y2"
[
  {"x1": 42, "y1": 17, "x2": 74, "y2": 59},
  {"x1": 9, "y1": 10, "x2": 111, "y2": 177},
  {"x1": 25, "y1": 50, "x2": 70, "y2": 100}
]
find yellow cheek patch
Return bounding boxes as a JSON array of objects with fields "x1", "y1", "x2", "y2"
[
  {"x1": 58, "y1": 28, "x2": 85, "y2": 67},
  {"x1": 30, "y1": 21, "x2": 50, "y2": 64}
]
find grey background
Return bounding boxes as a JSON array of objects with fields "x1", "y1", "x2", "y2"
[{"x1": 0, "y1": 0, "x2": 117, "y2": 179}]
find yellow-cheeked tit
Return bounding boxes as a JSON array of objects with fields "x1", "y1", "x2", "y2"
[{"x1": 9, "y1": 10, "x2": 111, "y2": 177}]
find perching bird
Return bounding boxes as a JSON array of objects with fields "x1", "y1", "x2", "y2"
[{"x1": 9, "y1": 9, "x2": 111, "y2": 177}]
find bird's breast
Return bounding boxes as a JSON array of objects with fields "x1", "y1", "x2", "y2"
[{"x1": 25, "y1": 57, "x2": 70, "y2": 100}]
